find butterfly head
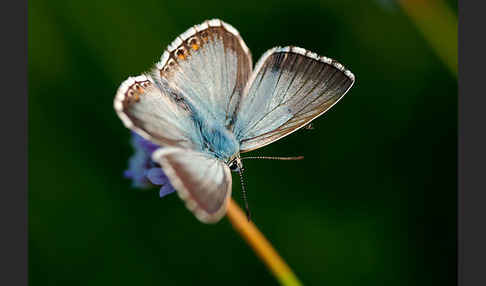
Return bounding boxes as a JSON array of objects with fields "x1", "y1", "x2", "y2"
[{"x1": 228, "y1": 155, "x2": 243, "y2": 173}]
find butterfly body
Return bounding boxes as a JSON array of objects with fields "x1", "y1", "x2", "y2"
[
  {"x1": 115, "y1": 19, "x2": 355, "y2": 223},
  {"x1": 195, "y1": 117, "x2": 240, "y2": 163}
]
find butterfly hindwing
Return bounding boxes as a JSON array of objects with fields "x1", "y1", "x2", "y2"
[
  {"x1": 152, "y1": 147, "x2": 232, "y2": 223},
  {"x1": 233, "y1": 46, "x2": 355, "y2": 152}
]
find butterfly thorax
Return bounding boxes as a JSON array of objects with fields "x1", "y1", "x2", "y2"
[{"x1": 197, "y1": 120, "x2": 240, "y2": 163}]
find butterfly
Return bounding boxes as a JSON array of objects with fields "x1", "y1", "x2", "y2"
[{"x1": 114, "y1": 19, "x2": 355, "y2": 223}]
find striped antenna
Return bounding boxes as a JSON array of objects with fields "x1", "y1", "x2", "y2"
[
  {"x1": 238, "y1": 169, "x2": 251, "y2": 221},
  {"x1": 241, "y1": 156, "x2": 304, "y2": 161}
]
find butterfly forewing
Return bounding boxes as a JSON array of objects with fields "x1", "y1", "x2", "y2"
[
  {"x1": 233, "y1": 46, "x2": 355, "y2": 152},
  {"x1": 114, "y1": 75, "x2": 201, "y2": 149},
  {"x1": 152, "y1": 148, "x2": 232, "y2": 223},
  {"x1": 152, "y1": 19, "x2": 252, "y2": 127}
]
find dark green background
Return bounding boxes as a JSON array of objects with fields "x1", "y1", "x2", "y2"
[{"x1": 29, "y1": 0, "x2": 457, "y2": 285}]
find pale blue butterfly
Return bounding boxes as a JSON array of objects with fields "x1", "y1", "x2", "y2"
[{"x1": 114, "y1": 19, "x2": 355, "y2": 223}]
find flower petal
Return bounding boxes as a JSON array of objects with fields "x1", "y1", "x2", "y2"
[
  {"x1": 159, "y1": 184, "x2": 175, "y2": 198},
  {"x1": 132, "y1": 131, "x2": 160, "y2": 154},
  {"x1": 146, "y1": 167, "x2": 169, "y2": 185},
  {"x1": 124, "y1": 132, "x2": 175, "y2": 195}
]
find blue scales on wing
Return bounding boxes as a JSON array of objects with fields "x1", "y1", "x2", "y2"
[{"x1": 114, "y1": 72, "x2": 240, "y2": 162}]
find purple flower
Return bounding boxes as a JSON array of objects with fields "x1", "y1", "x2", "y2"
[{"x1": 124, "y1": 132, "x2": 176, "y2": 197}]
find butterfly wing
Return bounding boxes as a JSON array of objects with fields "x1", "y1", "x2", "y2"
[
  {"x1": 114, "y1": 74, "x2": 204, "y2": 149},
  {"x1": 152, "y1": 147, "x2": 232, "y2": 223},
  {"x1": 152, "y1": 19, "x2": 252, "y2": 127},
  {"x1": 233, "y1": 46, "x2": 355, "y2": 152}
]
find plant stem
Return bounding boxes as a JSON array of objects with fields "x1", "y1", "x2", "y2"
[{"x1": 226, "y1": 198, "x2": 303, "y2": 286}]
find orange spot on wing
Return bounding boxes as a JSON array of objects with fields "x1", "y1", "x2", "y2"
[{"x1": 192, "y1": 44, "x2": 199, "y2": 51}]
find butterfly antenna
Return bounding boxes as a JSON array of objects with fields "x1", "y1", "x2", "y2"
[
  {"x1": 238, "y1": 169, "x2": 251, "y2": 221},
  {"x1": 241, "y1": 156, "x2": 304, "y2": 161}
]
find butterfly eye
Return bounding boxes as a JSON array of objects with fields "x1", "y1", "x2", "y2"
[{"x1": 229, "y1": 161, "x2": 239, "y2": 172}]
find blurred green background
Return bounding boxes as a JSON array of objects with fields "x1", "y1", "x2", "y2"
[{"x1": 29, "y1": 0, "x2": 457, "y2": 285}]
